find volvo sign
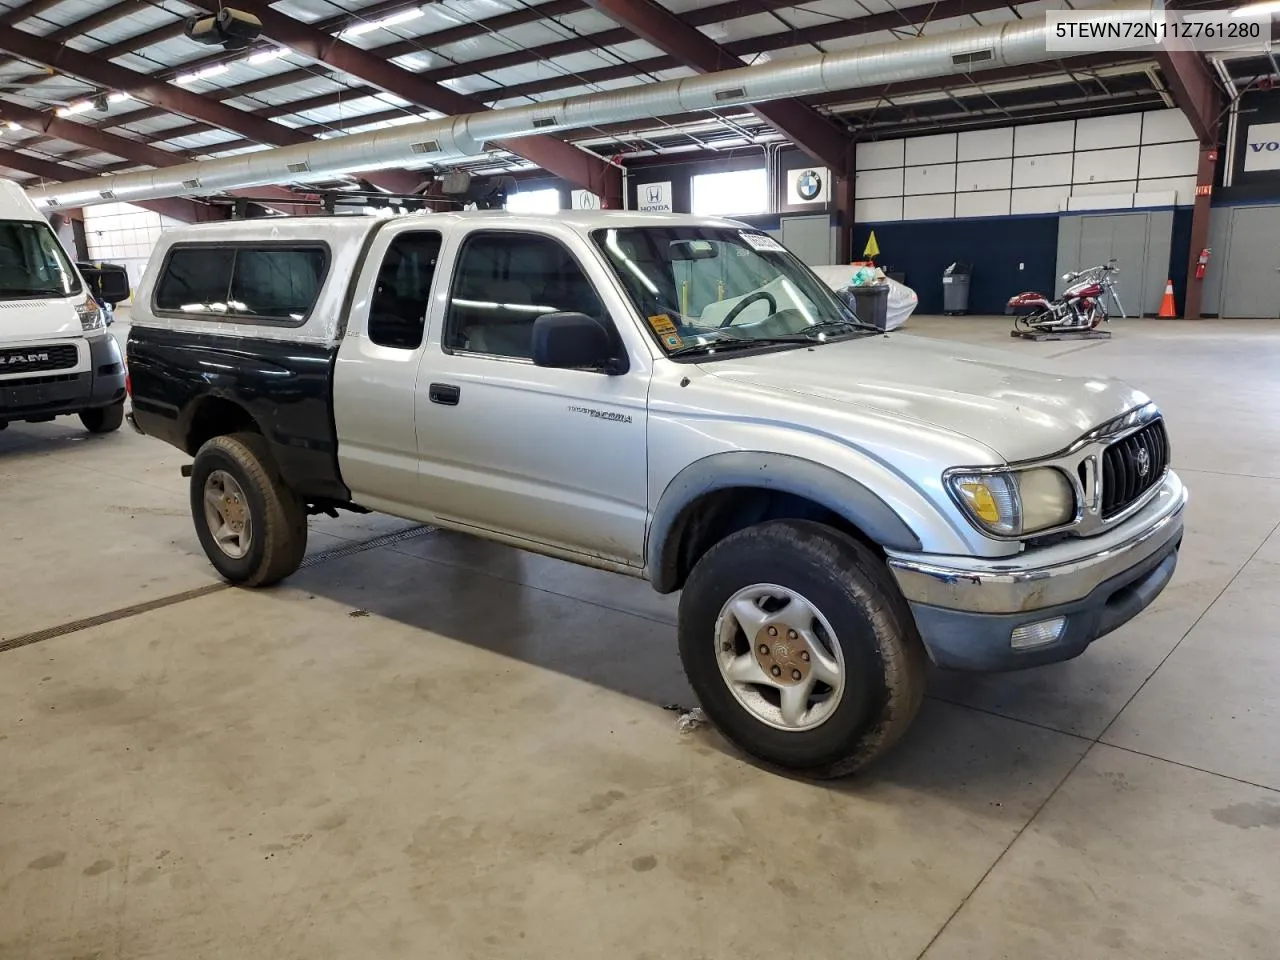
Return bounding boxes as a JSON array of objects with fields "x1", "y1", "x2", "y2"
[{"x1": 1243, "y1": 121, "x2": 1280, "y2": 173}]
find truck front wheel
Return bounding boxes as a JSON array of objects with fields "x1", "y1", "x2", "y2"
[
  {"x1": 190, "y1": 432, "x2": 307, "y2": 587},
  {"x1": 678, "y1": 520, "x2": 926, "y2": 778},
  {"x1": 79, "y1": 400, "x2": 125, "y2": 434}
]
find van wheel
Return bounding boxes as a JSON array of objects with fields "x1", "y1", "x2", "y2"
[
  {"x1": 678, "y1": 520, "x2": 926, "y2": 778},
  {"x1": 190, "y1": 432, "x2": 307, "y2": 587},
  {"x1": 79, "y1": 400, "x2": 125, "y2": 434}
]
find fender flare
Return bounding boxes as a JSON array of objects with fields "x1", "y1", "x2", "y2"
[{"x1": 646, "y1": 451, "x2": 922, "y2": 592}]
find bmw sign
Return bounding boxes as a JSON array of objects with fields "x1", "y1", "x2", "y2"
[
  {"x1": 797, "y1": 169, "x2": 823, "y2": 201},
  {"x1": 787, "y1": 166, "x2": 830, "y2": 204}
]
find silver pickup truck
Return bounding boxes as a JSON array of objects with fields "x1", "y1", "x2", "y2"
[{"x1": 126, "y1": 211, "x2": 1186, "y2": 776}]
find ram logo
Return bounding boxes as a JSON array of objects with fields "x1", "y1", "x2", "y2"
[{"x1": 0, "y1": 351, "x2": 50, "y2": 365}]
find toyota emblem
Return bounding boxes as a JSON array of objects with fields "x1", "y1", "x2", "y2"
[{"x1": 1135, "y1": 446, "x2": 1151, "y2": 477}]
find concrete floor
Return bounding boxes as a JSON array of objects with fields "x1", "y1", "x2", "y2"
[{"x1": 2, "y1": 316, "x2": 1279, "y2": 959}]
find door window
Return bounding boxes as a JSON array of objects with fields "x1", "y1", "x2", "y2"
[
  {"x1": 444, "y1": 231, "x2": 606, "y2": 360},
  {"x1": 368, "y1": 231, "x2": 442, "y2": 349}
]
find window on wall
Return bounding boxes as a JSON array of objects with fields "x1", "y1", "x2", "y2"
[
  {"x1": 691, "y1": 168, "x2": 769, "y2": 217},
  {"x1": 505, "y1": 189, "x2": 561, "y2": 214}
]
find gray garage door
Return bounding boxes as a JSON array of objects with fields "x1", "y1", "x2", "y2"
[
  {"x1": 781, "y1": 215, "x2": 834, "y2": 266},
  {"x1": 1057, "y1": 211, "x2": 1173, "y2": 316},
  {"x1": 1222, "y1": 206, "x2": 1280, "y2": 319}
]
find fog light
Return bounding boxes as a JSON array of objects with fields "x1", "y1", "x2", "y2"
[{"x1": 1010, "y1": 616, "x2": 1067, "y2": 650}]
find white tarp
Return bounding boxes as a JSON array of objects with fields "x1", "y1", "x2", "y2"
[{"x1": 810, "y1": 264, "x2": 918, "y2": 331}]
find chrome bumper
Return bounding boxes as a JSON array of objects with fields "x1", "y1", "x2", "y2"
[{"x1": 887, "y1": 472, "x2": 1187, "y2": 615}]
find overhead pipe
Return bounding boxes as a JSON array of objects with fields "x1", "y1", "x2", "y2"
[{"x1": 28, "y1": 3, "x2": 1154, "y2": 210}]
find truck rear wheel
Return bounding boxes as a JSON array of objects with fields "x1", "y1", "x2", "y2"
[
  {"x1": 677, "y1": 520, "x2": 926, "y2": 778},
  {"x1": 190, "y1": 432, "x2": 307, "y2": 587},
  {"x1": 79, "y1": 400, "x2": 125, "y2": 434}
]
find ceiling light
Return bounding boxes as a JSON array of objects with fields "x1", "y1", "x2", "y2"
[
  {"x1": 340, "y1": 7, "x2": 424, "y2": 38},
  {"x1": 175, "y1": 63, "x2": 230, "y2": 84},
  {"x1": 246, "y1": 47, "x2": 287, "y2": 65},
  {"x1": 55, "y1": 100, "x2": 94, "y2": 117},
  {"x1": 6, "y1": 121, "x2": 21, "y2": 130},
  {"x1": 108, "y1": 91, "x2": 133, "y2": 103}
]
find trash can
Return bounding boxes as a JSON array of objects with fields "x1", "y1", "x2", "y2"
[
  {"x1": 942, "y1": 262, "x2": 972, "y2": 315},
  {"x1": 848, "y1": 283, "x2": 890, "y2": 331}
]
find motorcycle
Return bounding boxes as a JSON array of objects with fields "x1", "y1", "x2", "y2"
[{"x1": 1006, "y1": 259, "x2": 1125, "y2": 334}]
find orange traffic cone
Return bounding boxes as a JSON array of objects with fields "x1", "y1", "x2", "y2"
[{"x1": 1158, "y1": 279, "x2": 1177, "y2": 318}]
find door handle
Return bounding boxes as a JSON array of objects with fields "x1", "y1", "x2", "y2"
[{"x1": 429, "y1": 383, "x2": 460, "y2": 406}]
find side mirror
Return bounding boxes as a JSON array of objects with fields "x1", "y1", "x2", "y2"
[
  {"x1": 79, "y1": 262, "x2": 131, "y2": 305},
  {"x1": 531, "y1": 312, "x2": 625, "y2": 374}
]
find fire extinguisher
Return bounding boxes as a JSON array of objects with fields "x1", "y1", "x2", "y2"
[{"x1": 1195, "y1": 247, "x2": 1211, "y2": 281}]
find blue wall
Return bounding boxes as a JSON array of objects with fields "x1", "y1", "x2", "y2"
[{"x1": 851, "y1": 216, "x2": 1061, "y2": 315}]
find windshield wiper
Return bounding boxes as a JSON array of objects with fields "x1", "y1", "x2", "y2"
[
  {"x1": 666, "y1": 331, "x2": 828, "y2": 358},
  {"x1": 796, "y1": 318, "x2": 881, "y2": 336}
]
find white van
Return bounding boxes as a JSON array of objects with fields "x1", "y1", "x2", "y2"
[{"x1": 0, "y1": 179, "x2": 128, "y2": 434}]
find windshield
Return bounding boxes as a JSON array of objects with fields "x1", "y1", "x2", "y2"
[
  {"x1": 592, "y1": 226, "x2": 868, "y2": 358},
  {"x1": 0, "y1": 219, "x2": 82, "y2": 299}
]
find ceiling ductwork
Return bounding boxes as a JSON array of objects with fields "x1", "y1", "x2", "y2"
[{"x1": 28, "y1": 2, "x2": 1154, "y2": 210}]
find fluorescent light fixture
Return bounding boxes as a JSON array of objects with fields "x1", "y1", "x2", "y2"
[
  {"x1": 55, "y1": 100, "x2": 94, "y2": 117},
  {"x1": 5, "y1": 121, "x2": 21, "y2": 130},
  {"x1": 247, "y1": 47, "x2": 288, "y2": 65},
  {"x1": 175, "y1": 63, "x2": 230, "y2": 84},
  {"x1": 1232, "y1": 0, "x2": 1280, "y2": 15},
  {"x1": 108, "y1": 91, "x2": 133, "y2": 103},
  {"x1": 340, "y1": 6, "x2": 424, "y2": 37}
]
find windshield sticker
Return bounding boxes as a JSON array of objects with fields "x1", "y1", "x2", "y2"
[
  {"x1": 739, "y1": 232, "x2": 785, "y2": 253},
  {"x1": 647, "y1": 313, "x2": 678, "y2": 336},
  {"x1": 663, "y1": 332, "x2": 684, "y2": 350}
]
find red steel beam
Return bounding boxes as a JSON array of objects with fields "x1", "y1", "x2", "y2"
[
  {"x1": 96, "y1": 0, "x2": 990, "y2": 144},
  {"x1": 582, "y1": 0, "x2": 851, "y2": 171},
  {"x1": 0, "y1": 146, "x2": 226, "y2": 222},
  {"x1": 187, "y1": 0, "x2": 620, "y2": 202},
  {"x1": 0, "y1": 101, "x2": 317, "y2": 215},
  {"x1": 1152, "y1": 49, "x2": 1221, "y2": 145},
  {"x1": 0, "y1": 24, "x2": 422, "y2": 196}
]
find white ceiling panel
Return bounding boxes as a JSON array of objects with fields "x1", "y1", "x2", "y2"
[
  {"x1": 551, "y1": 9, "x2": 618, "y2": 34},
  {"x1": 655, "y1": 0, "x2": 704, "y2": 14},
  {"x1": 432, "y1": 33, "x2": 523, "y2": 64},
  {"x1": 600, "y1": 39, "x2": 665, "y2": 63},
  {"x1": 537, "y1": 49, "x2": 619, "y2": 77},
  {"x1": 79, "y1": 8, "x2": 178, "y2": 47},
  {"x1": 437, "y1": 74, "x2": 500, "y2": 96},
  {"x1": 700, "y1": 13, "x2": 780, "y2": 44},
  {"x1": 493, "y1": 21, "x2": 572, "y2": 49}
]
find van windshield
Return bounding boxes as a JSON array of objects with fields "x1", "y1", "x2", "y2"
[
  {"x1": 592, "y1": 225, "x2": 873, "y2": 359},
  {"x1": 0, "y1": 219, "x2": 83, "y2": 299}
]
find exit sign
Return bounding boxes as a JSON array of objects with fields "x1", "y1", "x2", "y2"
[{"x1": 1195, "y1": 184, "x2": 1212, "y2": 197}]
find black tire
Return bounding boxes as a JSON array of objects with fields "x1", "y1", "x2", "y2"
[
  {"x1": 190, "y1": 432, "x2": 308, "y2": 587},
  {"x1": 79, "y1": 400, "x2": 125, "y2": 434},
  {"x1": 678, "y1": 520, "x2": 926, "y2": 778}
]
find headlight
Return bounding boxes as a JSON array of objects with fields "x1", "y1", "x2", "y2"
[
  {"x1": 947, "y1": 467, "x2": 1076, "y2": 537},
  {"x1": 76, "y1": 300, "x2": 105, "y2": 332}
]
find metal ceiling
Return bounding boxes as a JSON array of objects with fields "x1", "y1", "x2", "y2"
[{"x1": 0, "y1": 0, "x2": 1263, "y2": 215}]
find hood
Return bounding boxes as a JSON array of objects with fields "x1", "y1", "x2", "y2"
[
  {"x1": 0, "y1": 298, "x2": 84, "y2": 343},
  {"x1": 698, "y1": 334, "x2": 1151, "y2": 463}
]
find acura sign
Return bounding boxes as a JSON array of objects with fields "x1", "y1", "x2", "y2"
[{"x1": 1243, "y1": 121, "x2": 1280, "y2": 173}]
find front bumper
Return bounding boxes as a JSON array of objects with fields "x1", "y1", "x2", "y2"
[
  {"x1": 0, "y1": 335, "x2": 125, "y2": 423},
  {"x1": 887, "y1": 472, "x2": 1187, "y2": 671}
]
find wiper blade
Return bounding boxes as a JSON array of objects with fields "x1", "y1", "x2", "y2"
[{"x1": 797, "y1": 318, "x2": 880, "y2": 336}]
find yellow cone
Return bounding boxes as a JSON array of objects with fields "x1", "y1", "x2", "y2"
[{"x1": 863, "y1": 230, "x2": 880, "y2": 259}]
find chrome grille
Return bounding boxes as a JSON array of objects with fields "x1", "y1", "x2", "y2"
[
  {"x1": 0, "y1": 344, "x2": 78, "y2": 375},
  {"x1": 1101, "y1": 418, "x2": 1168, "y2": 519}
]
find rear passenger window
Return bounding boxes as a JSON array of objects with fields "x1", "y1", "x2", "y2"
[
  {"x1": 444, "y1": 232, "x2": 605, "y2": 360},
  {"x1": 368, "y1": 232, "x2": 442, "y2": 350},
  {"x1": 154, "y1": 244, "x2": 328, "y2": 324}
]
